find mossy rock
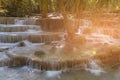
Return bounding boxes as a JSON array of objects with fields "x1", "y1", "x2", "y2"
[
  {"x1": 0, "y1": 49, "x2": 3, "y2": 52},
  {"x1": 17, "y1": 41, "x2": 26, "y2": 47},
  {"x1": 34, "y1": 51, "x2": 46, "y2": 57},
  {"x1": 0, "y1": 48, "x2": 9, "y2": 52}
]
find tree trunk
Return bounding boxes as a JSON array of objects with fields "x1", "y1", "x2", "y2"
[{"x1": 40, "y1": 0, "x2": 48, "y2": 18}]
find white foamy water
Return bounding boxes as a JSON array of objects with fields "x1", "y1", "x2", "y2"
[
  {"x1": 26, "y1": 29, "x2": 43, "y2": 33},
  {"x1": 0, "y1": 30, "x2": 41, "y2": 35},
  {"x1": 0, "y1": 43, "x2": 16, "y2": 49},
  {"x1": 45, "y1": 71, "x2": 62, "y2": 78},
  {"x1": 48, "y1": 13, "x2": 63, "y2": 19},
  {"x1": 0, "y1": 52, "x2": 9, "y2": 61},
  {"x1": 86, "y1": 33, "x2": 119, "y2": 45},
  {"x1": 14, "y1": 19, "x2": 25, "y2": 25},
  {"x1": 0, "y1": 66, "x2": 119, "y2": 80}
]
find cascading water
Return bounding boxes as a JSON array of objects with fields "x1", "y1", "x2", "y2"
[
  {"x1": 14, "y1": 19, "x2": 25, "y2": 25},
  {"x1": 75, "y1": 18, "x2": 120, "y2": 46},
  {"x1": 0, "y1": 18, "x2": 43, "y2": 43},
  {"x1": 0, "y1": 17, "x2": 63, "y2": 43},
  {"x1": 0, "y1": 13, "x2": 120, "y2": 80}
]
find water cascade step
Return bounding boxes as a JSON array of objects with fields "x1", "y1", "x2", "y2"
[
  {"x1": 0, "y1": 25, "x2": 40, "y2": 32},
  {"x1": 0, "y1": 17, "x2": 37, "y2": 25},
  {"x1": 0, "y1": 17, "x2": 67, "y2": 70},
  {"x1": 0, "y1": 32, "x2": 62, "y2": 43},
  {"x1": 0, "y1": 17, "x2": 64, "y2": 43},
  {"x1": 5, "y1": 44, "x2": 89, "y2": 70}
]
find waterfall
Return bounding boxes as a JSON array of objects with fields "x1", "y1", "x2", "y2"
[
  {"x1": 14, "y1": 17, "x2": 38, "y2": 25},
  {"x1": 0, "y1": 17, "x2": 44, "y2": 43},
  {"x1": 14, "y1": 19, "x2": 25, "y2": 25},
  {"x1": 0, "y1": 17, "x2": 64, "y2": 44}
]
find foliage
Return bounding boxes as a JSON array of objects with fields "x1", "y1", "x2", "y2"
[
  {"x1": 1, "y1": 0, "x2": 120, "y2": 17},
  {"x1": 1, "y1": 0, "x2": 38, "y2": 17}
]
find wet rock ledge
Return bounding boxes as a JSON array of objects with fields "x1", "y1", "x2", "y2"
[{"x1": 4, "y1": 44, "x2": 89, "y2": 70}]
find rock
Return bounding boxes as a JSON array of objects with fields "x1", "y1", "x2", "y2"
[
  {"x1": 93, "y1": 46, "x2": 120, "y2": 69},
  {"x1": 0, "y1": 49, "x2": 3, "y2": 52},
  {"x1": 34, "y1": 51, "x2": 46, "y2": 57},
  {"x1": 0, "y1": 48, "x2": 9, "y2": 52},
  {"x1": 17, "y1": 41, "x2": 26, "y2": 47},
  {"x1": 6, "y1": 47, "x2": 89, "y2": 70}
]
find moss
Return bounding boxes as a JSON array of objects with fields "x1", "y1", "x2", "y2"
[
  {"x1": 0, "y1": 49, "x2": 3, "y2": 52},
  {"x1": 0, "y1": 48, "x2": 9, "y2": 52},
  {"x1": 34, "y1": 51, "x2": 45, "y2": 57}
]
